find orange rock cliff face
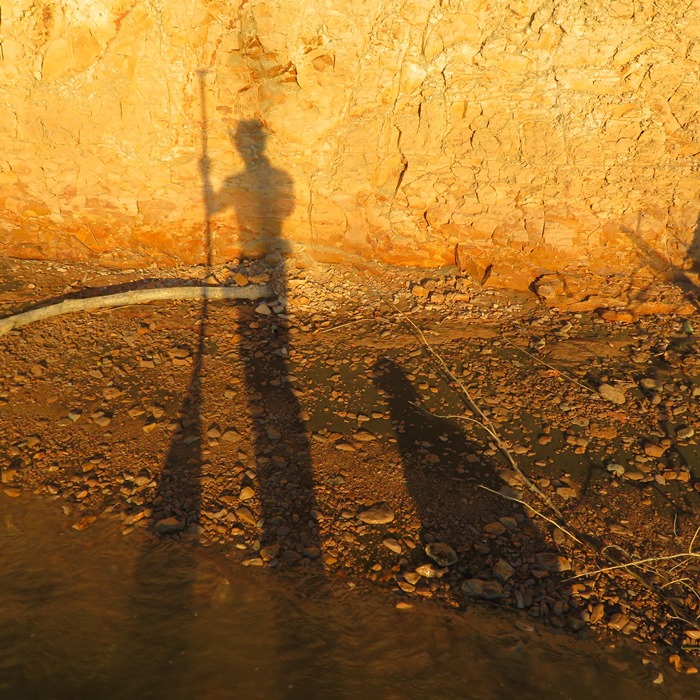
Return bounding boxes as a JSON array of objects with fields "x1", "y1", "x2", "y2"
[{"x1": 1, "y1": 1, "x2": 699, "y2": 287}]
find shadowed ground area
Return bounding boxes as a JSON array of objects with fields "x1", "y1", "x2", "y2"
[{"x1": 1, "y1": 256, "x2": 700, "y2": 675}]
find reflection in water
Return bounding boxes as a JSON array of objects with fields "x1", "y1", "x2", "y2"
[{"x1": 0, "y1": 495, "x2": 691, "y2": 700}]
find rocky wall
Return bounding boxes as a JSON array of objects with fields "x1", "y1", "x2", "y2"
[{"x1": 1, "y1": 0, "x2": 700, "y2": 287}]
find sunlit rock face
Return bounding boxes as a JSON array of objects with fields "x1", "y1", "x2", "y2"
[{"x1": 1, "y1": 0, "x2": 700, "y2": 285}]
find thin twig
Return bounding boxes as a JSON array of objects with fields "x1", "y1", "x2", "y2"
[
  {"x1": 501, "y1": 337, "x2": 595, "y2": 395},
  {"x1": 316, "y1": 316, "x2": 387, "y2": 334},
  {"x1": 478, "y1": 484, "x2": 584, "y2": 545},
  {"x1": 566, "y1": 552, "x2": 700, "y2": 581},
  {"x1": 389, "y1": 302, "x2": 565, "y2": 519}
]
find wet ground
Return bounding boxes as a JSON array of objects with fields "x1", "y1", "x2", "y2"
[
  {"x1": 1, "y1": 257, "x2": 700, "y2": 691},
  {"x1": 0, "y1": 492, "x2": 696, "y2": 699}
]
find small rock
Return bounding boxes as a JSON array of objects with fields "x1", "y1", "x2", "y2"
[
  {"x1": 1, "y1": 469, "x2": 18, "y2": 484},
  {"x1": 357, "y1": 502, "x2": 394, "y2": 525},
  {"x1": 608, "y1": 613, "x2": 629, "y2": 631},
  {"x1": 235, "y1": 506, "x2": 257, "y2": 525},
  {"x1": 415, "y1": 563, "x2": 446, "y2": 578},
  {"x1": 103, "y1": 387, "x2": 123, "y2": 400},
  {"x1": 598, "y1": 383, "x2": 626, "y2": 405},
  {"x1": 91, "y1": 412, "x2": 111, "y2": 427},
  {"x1": 425, "y1": 542, "x2": 458, "y2": 567},
  {"x1": 3, "y1": 488, "x2": 21, "y2": 498},
  {"x1": 334, "y1": 441, "x2": 356, "y2": 452},
  {"x1": 255, "y1": 303, "x2": 272, "y2": 315},
  {"x1": 590, "y1": 603, "x2": 605, "y2": 623},
  {"x1": 676, "y1": 426, "x2": 694, "y2": 440},
  {"x1": 206, "y1": 424, "x2": 222, "y2": 439},
  {"x1": 240, "y1": 486, "x2": 255, "y2": 501},
  {"x1": 606, "y1": 462, "x2": 625, "y2": 477},
  {"x1": 643, "y1": 442, "x2": 666, "y2": 458},
  {"x1": 383, "y1": 538, "x2": 402, "y2": 554},
  {"x1": 483, "y1": 521, "x2": 507, "y2": 536},
  {"x1": 461, "y1": 579, "x2": 504, "y2": 599},
  {"x1": 154, "y1": 517, "x2": 185, "y2": 535},
  {"x1": 492, "y1": 558, "x2": 515, "y2": 583},
  {"x1": 535, "y1": 553, "x2": 572, "y2": 573}
]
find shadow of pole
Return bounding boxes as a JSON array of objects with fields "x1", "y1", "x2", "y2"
[
  {"x1": 111, "y1": 78, "x2": 327, "y2": 691},
  {"x1": 110, "y1": 71, "x2": 214, "y2": 691}
]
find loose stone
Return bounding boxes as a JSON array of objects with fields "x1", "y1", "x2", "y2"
[
  {"x1": 357, "y1": 502, "x2": 394, "y2": 525},
  {"x1": 462, "y1": 579, "x2": 504, "y2": 599},
  {"x1": 598, "y1": 383, "x2": 626, "y2": 405},
  {"x1": 425, "y1": 542, "x2": 458, "y2": 567}
]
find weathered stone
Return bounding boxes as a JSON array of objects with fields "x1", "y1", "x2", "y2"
[
  {"x1": 462, "y1": 579, "x2": 504, "y2": 600},
  {"x1": 382, "y1": 538, "x2": 402, "y2": 554},
  {"x1": 235, "y1": 506, "x2": 257, "y2": 525},
  {"x1": 598, "y1": 384, "x2": 626, "y2": 405},
  {"x1": 154, "y1": 517, "x2": 185, "y2": 535},
  {"x1": 492, "y1": 559, "x2": 516, "y2": 583},
  {"x1": 535, "y1": 553, "x2": 572, "y2": 573},
  {"x1": 357, "y1": 502, "x2": 394, "y2": 525},
  {"x1": 643, "y1": 442, "x2": 666, "y2": 458},
  {"x1": 425, "y1": 542, "x2": 457, "y2": 567}
]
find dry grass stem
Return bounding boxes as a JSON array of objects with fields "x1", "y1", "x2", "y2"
[
  {"x1": 478, "y1": 484, "x2": 584, "y2": 546},
  {"x1": 501, "y1": 337, "x2": 595, "y2": 395}
]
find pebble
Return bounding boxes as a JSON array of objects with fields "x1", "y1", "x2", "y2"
[
  {"x1": 415, "y1": 563, "x2": 446, "y2": 579},
  {"x1": 221, "y1": 429, "x2": 241, "y2": 442},
  {"x1": 535, "y1": 553, "x2": 572, "y2": 573},
  {"x1": 483, "y1": 521, "x2": 507, "y2": 536},
  {"x1": 492, "y1": 559, "x2": 515, "y2": 583},
  {"x1": 643, "y1": 442, "x2": 665, "y2": 458},
  {"x1": 604, "y1": 611, "x2": 628, "y2": 630},
  {"x1": 383, "y1": 538, "x2": 402, "y2": 554},
  {"x1": 235, "y1": 506, "x2": 257, "y2": 525},
  {"x1": 357, "y1": 502, "x2": 394, "y2": 525},
  {"x1": 606, "y1": 463, "x2": 625, "y2": 477},
  {"x1": 461, "y1": 579, "x2": 504, "y2": 599},
  {"x1": 598, "y1": 383, "x2": 626, "y2": 405},
  {"x1": 154, "y1": 517, "x2": 185, "y2": 535},
  {"x1": 425, "y1": 542, "x2": 458, "y2": 567}
]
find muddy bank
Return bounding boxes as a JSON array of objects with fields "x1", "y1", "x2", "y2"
[{"x1": 1, "y1": 258, "x2": 700, "y2": 678}]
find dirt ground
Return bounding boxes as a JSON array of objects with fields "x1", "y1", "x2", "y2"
[{"x1": 2, "y1": 256, "x2": 700, "y2": 674}]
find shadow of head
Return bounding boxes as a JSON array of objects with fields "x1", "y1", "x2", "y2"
[
  {"x1": 229, "y1": 119, "x2": 268, "y2": 164},
  {"x1": 373, "y1": 357, "x2": 419, "y2": 405}
]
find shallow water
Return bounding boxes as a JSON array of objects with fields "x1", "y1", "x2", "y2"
[{"x1": 0, "y1": 494, "x2": 693, "y2": 699}]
